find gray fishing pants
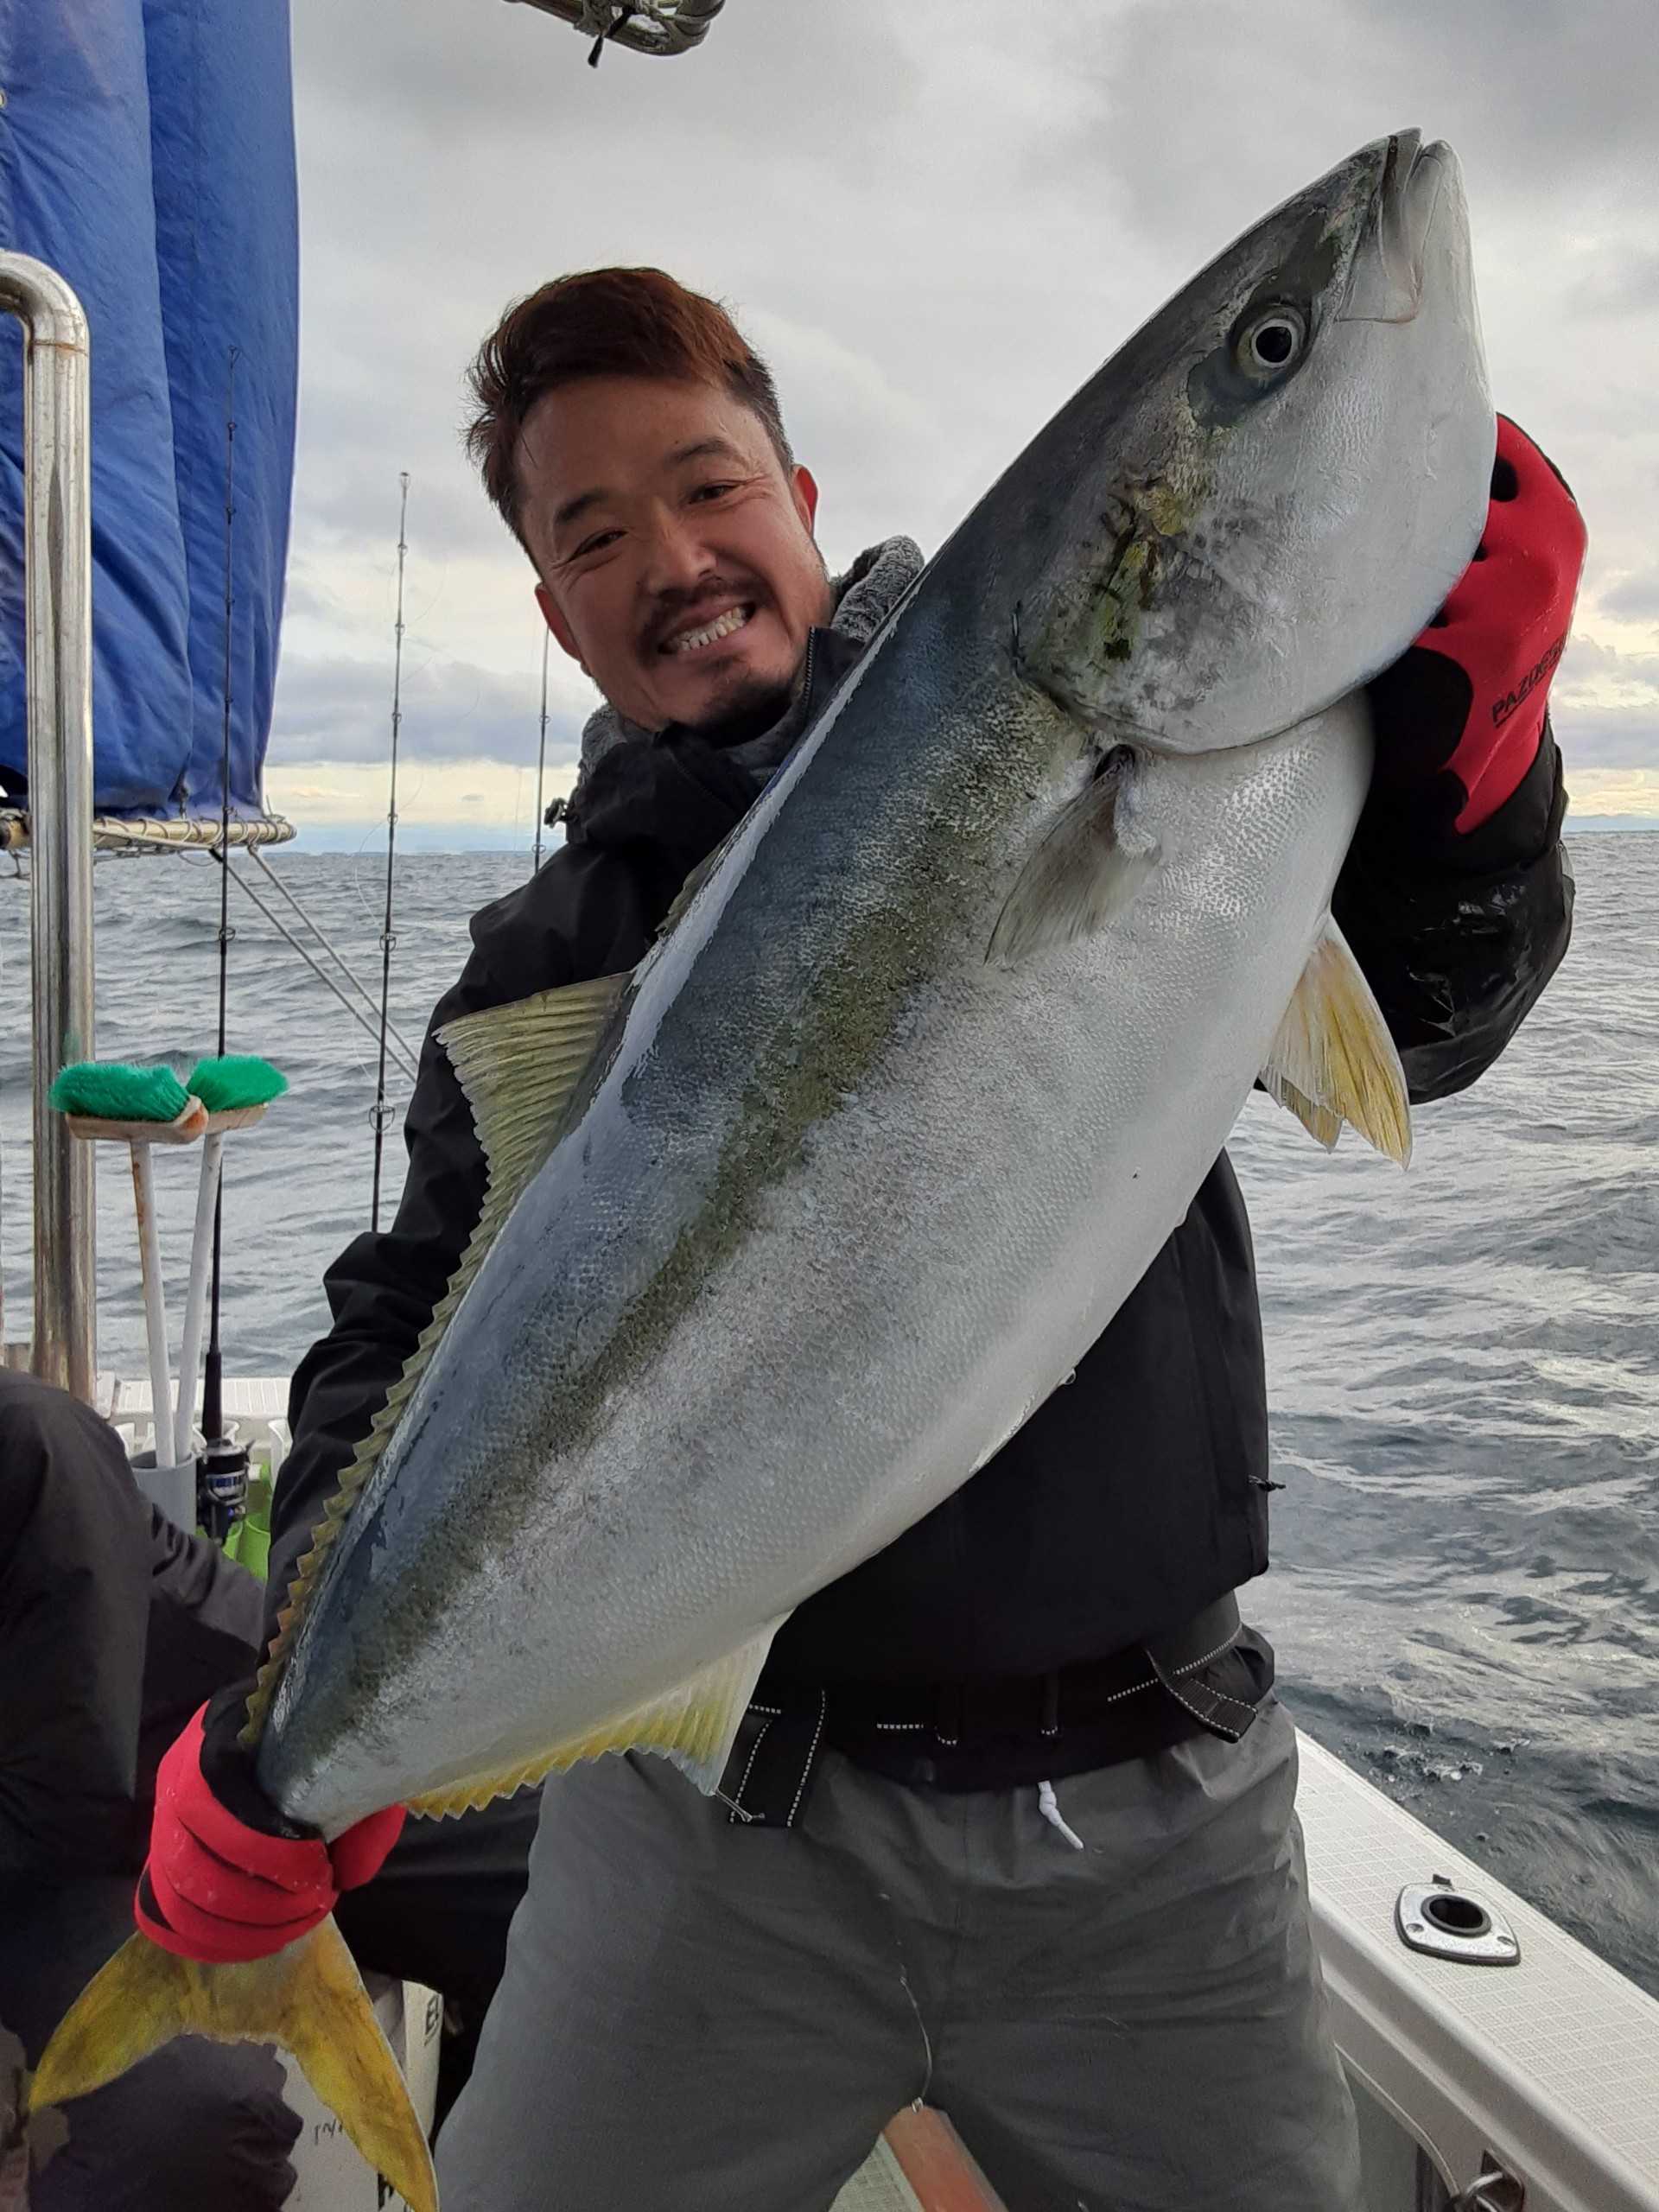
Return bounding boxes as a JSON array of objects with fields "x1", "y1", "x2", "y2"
[{"x1": 435, "y1": 1694, "x2": 1365, "y2": 2212}]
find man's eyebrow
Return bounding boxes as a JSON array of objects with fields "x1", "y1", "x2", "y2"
[
  {"x1": 550, "y1": 439, "x2": 749, "y2": 537},
  {"x1": 664, "y1": 435, "x2": 748, "y2": 469},
  {"x1": 552, "y1": 486, "x2": 607, "y2": 534}
]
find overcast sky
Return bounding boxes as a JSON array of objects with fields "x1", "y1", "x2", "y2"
[{"x1": 267, "y1": 0, "x2": 1659, "y2": 848}]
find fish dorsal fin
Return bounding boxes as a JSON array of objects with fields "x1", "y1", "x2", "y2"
[
  {"x1": 988, "y1": 753, "x2": 1158, "y2": 965},
  {"x1": 242, "y1": 976, "x2": 630, "y2": 1745},
  {"x1": 404, "y1": 1614, "x2": 787, "y2": 1819},
  {"x1": 657, "y1": 830, "x2": 741, "y2": 944},
  {"x1": 1260, "y1": 917, "x2": 1412, "y2": 1165}
]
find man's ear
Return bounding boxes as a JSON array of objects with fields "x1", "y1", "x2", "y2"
[
  {"x1": 791, "y1": 465, "x2": 820, "y2": 535},
  {"x1": 537, "y1": 582, "x2": 587, "y2": 671}
]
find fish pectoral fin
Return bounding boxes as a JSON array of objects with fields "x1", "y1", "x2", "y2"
[
  {"x1": 1260, "y1": 916, "x2": 1413, "y2": 1166},
  {"x1": 28, "y1": 1920, "x2": 435, "y2": 2212},
  {"x1": 406, "y1": 1615, "x2": 790, "y2": 1821},
  {"x1": 1268, "y1": 1071, "x2": 1344, "y2": 1152},
  {"x1": 987, "y1": 755, "x2": 1157, "y2": 965},
  {"x1": 438, "y1": 971, "x2": 631, "y2": 1200}
]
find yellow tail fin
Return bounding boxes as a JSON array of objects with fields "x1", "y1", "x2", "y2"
[{"x1": 27, "y1": 1918, "x2": 435, "y2": 2212}]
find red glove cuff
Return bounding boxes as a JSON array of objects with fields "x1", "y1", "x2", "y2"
[
  {"x1": 330, "y1": 1804, "x2": 407, "y2": 1890},
  {"x1": 1415, "y1": 415, "x2": 1586, "y2": 833}
]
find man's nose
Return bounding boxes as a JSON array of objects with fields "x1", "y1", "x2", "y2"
[{"x1": 641, "y1": 505, "x2": 717, "y2": 594}]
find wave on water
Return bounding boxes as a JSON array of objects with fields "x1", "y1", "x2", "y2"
[{"x1": 1, "y1": 832, "x2": 1654, "y2": 1997}]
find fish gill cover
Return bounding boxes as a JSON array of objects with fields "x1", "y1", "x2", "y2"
[{"x1": 0, "y1": 0, "x2": 298, "y2": 820}]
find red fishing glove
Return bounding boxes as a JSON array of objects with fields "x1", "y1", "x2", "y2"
[
  {"x1": 1366, "y1": 414, "x2": 1586, "y2": 843},
  {"x1": 135, "y1": 1690, "x2": 405, "y2": 1964}
]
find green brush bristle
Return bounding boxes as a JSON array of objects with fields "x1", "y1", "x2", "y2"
[
  {"x1": 186, "y1": 1054, "x2": 289, "y2": 1111},
  {"x1": 48, "y1": 1061, "x2": 192, "y2": 1122}
]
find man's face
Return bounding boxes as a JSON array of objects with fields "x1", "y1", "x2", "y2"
[{"x1": 521, "y1": 375, "x2": 832, "y2": 734}]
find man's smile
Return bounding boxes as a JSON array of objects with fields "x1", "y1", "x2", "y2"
[{"x1": 658, "y1": 603, "x2": 756, "y2": 657}]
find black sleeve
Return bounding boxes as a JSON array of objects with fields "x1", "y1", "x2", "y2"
[
  {"x1": 0, "y1": 1372, "x2": 152, "y2": 1878},
  {"x1": 262, "y1": 933, "x2": 566, "y2": 1650},
  {"x1": 1332, "y1": 726, "x2": 1573, "y2": 1104},
  {"x1": 137, "y1": 1509, "x2": 265, "y2": 1813}
]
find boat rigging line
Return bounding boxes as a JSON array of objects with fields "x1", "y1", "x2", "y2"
[
  {"x1": 371, "y1": 474, "x2": 410, "y2": 1233},
  {"x1": 200, "y1": 851, "x2": 421, "y2": 1084},
  {"x1": 245, "y1": 844, "x2": 421, "y2": 1072}
]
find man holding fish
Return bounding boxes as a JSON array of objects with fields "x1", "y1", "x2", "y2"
[{"x1": 40, "y1": 135, "x2": 1584, "y2": 2211}]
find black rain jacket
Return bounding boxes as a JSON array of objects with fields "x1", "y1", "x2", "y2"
[
  {"x1": 0, "y1": 1370, "x2": 264, "y2": 1880},
  {"x1": 264, "y1": 627, "x2": 1573, "y2": 1689}
]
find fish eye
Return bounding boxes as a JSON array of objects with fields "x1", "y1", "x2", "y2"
[{"x1": 1232, "y1": 302, "x2": 1309, "y2": 381}]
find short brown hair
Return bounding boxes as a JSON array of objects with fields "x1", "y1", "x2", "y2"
[{"x1": 464, "y1": 267, "x2": 793, "y2": 550}]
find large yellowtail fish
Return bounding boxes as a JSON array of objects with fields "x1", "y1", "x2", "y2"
[{"x1": 34, "y1": 131, "x2": 1491, "y2": 2209}]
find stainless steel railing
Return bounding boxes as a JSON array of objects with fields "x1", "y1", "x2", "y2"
[{"x1": 1, "y1": 251, "x2": 97, "y2": 1399}]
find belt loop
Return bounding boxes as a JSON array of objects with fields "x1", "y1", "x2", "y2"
[
  {"x1": 719, "y1": 1694, "x2": 831, "y2": 1827},
  {"x1": 933, "y1": 1682, "x2": 963, "y2": 1748},
  {"x1": 1039, "y1": 1669, "x2": 1061, "y2": 1739},
  {"x1": 1144, "y1": 1643, "x2": 1255, "y2": 1745}
]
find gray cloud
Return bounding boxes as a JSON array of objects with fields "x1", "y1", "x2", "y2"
[
  {"x1": 1565, "y1": 249, "x2": 1659, "y2": 321},
  {"x1": 1554, "y1": 636, "x2": 1659, "y2": 767},
  {"x1": 1559, "y1": 636, "x2": 1659, "y2": 684},
  {"x1": 283, "y1": 0, "x2": 1148, "y2": 588},
  {"x1": 1553, "y1": 705, "x2": 1659, "y2": 771},
  {"x1": 270, "y1": 650, "x2": 584, "y2": 768},
  {"x1": 1593, "y1": 569, "x2": 1659, "y2": 624},
  {"x1": 276, "y1": 0, "x2": 1659, "y2": 792},
  {"x1": 1065, "y1": 0, "x2": 1659, "y2": 245},
  {"x1": 296, "y1": 0, "x2": 924, "y2": 161}
]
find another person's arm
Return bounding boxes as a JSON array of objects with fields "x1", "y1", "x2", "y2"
[{"x1": 0, "y1": 1375, "x2": 152, "y2": 1879}]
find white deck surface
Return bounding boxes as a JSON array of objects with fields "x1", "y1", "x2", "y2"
[{"x1": 1300, "y1": 1732, "x2": 1659, "y2": 2210}]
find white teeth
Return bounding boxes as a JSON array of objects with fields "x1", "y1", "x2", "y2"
[{"x1": 665, "y1": 606, "x2": 751, "y2": 656}]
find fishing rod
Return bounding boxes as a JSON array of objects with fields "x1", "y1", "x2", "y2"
[
  {"x1": 533, "y1": 627, "x2": 550, "y2": 874},
  {"x1": 370, "y1": 474, "x2": 410, "y2": 1232},
  {"x1": 200, "y1": 349, "x2": 238, "y2": 1459},
  {"x1": 196, "y1": 348, "x2": 246, "y2": 1541}
]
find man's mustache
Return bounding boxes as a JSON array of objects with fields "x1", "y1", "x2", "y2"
[{"x1": 642, "y1": 580, "x2": 762, "y2": 655}]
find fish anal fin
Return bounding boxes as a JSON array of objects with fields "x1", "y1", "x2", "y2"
[
  {"x1": 407, "y1": 1616, "x2": 787, "y2": 1821},
  {"x1": 988, "y1": 755, "x2": 1157, "y2": 965},
  {"x1": 244, "y1": 974, "x2": 632, "y2": 1746},
  {"x1": 29, "y1": 1921, "x2": 435, "y2": 2212},
  {"x1": 1260, "y1": 916, "x2": 1412, "y2": 1166}
]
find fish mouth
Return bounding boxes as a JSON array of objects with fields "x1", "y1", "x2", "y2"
[{"x1": 1338, "y1": 130, "x2": 1455, "y2": 324}]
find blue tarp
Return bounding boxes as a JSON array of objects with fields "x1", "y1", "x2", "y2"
[{"x1": 0, "y1": 0, "x2": 297, "y2": 819}]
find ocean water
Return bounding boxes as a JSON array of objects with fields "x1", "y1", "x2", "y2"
[{"x1": 0, "y1": 831, "x2": 1654, "y2": 2000}]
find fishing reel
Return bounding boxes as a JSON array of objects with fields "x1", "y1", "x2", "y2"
[{"x1": 196, "y1": 1431, "x2": 251, "y2": 1545}]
